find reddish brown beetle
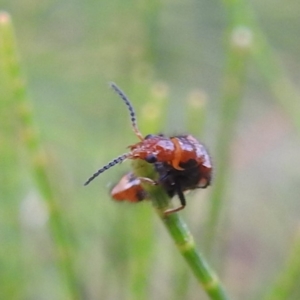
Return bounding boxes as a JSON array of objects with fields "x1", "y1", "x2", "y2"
[{"x1": 85, "y1": 83, "x2": 212, "y2": 214}]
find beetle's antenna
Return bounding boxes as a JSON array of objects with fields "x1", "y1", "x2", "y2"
[
  {"x1": 110, "y1": 82, "x2": 144, "y2": 141},
  {"x1": 84, "y1": 153, "x2": 129, "y2": 186}
]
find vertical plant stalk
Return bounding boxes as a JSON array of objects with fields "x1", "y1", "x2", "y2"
[
  {"x1": 132, "y1": 159, "x2": 231, "y2": 300},
  {"x1": 0, "y1": 12, "x2": 80, "y2": 300},
  {"x1": 252, "y1": 35, "x2": 300, "y2": 131},
  {"x1": 0, "y1": 43, "x2": 25, "y2": 299},
  {"x1": 262, "y1": 228, "x2": 300, "y2": 300},
  {"x1": 204, "y1": 16, "x2": 251, "y2": 251},
  {"x1": 223, "y1": 0, "x2": 300, "y2": 133},
  {"x1": 186, "y1": 88, "x2": 207, "y2": 135}
]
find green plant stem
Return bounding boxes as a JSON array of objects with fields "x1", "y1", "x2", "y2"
[
  {"x1": 0, "y1": 63, "x2": 25, "y2": 299},
  {"x1": 0, "y1": 11, "x2": 80, "y2": 300},
  {"x1": 262, "y1": 228, "x2": 300, "y2": 300},
  {"x1": 186, "y1": 89, "x2": 206, "y2": 135},
  {"x1": 132, "y1": 160, "x2": 230, "y2": 300},
  {"x1": 205, "y1": 3, "x2": 250, "y2": 252}
]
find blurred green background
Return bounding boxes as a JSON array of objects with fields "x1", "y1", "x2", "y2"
[{"x1": 1, "y1": 0, "x2": 300, "y2": 299}]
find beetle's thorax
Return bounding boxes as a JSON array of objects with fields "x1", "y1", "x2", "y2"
[{"x1": 129, "y1": 135, "x2": 175, "y2": 162}]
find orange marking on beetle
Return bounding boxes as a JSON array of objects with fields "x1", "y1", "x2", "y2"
[{"x1": 170, "y1": 138, "x2": 184, "y2": 170}]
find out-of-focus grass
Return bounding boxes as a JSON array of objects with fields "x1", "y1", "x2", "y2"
[
  {"x1": 0, "y1": 1, "x2": 300, "y2": 299},
  {"x1": 263, "y1": 227, "x2": 300, "y2": 300},
  {"x1": 0, "y1": 14, "x2": 24, "y2": 297},
  {"x1": 204, "y1": 24, "x2": 250, "y2": 256},
  {"x1": 0, "y1": 11, "x2": 80, "y2": 300}
]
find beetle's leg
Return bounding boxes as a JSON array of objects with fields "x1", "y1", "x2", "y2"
[{"x1": 163, "y1": 180, "x2": 186, "y2": 215}]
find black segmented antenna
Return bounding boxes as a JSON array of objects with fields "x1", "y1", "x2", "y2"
[
  {"x1": 84, "y1": 153, "x2": 129, "y2": 186},
  {"x1": 110, "y1": 82, "x2": 144, "y2": 141},
  {"x1": 84, "y1": 83, "x2": 144, "y2": 186}
]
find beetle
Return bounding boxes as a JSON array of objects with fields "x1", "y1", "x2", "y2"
[
  {"x1": 111, "y1": 151, "x2": 211, "y2": 214},
  {"x1": 84, "y1": 82, "x2": 212, "y2": 214}
]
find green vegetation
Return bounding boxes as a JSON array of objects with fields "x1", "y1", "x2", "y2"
[{"x1": 1, "y1": 1, "x2": 300, "y2": 299}]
